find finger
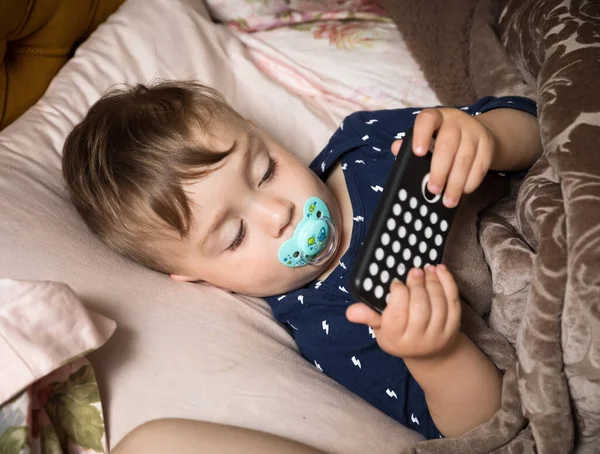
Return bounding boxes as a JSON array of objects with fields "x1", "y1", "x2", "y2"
[
  {"x1": 442, "y1": 136, "x2": 477, "y2": 208},
  {"x1": 413, "y1": 109, "x2": 443, "y2": 157},
  {"x1": 423, "y1": 265, "x2": 447, "y2": 333},
  {"x1": 435, "y1": 265, "x2": 462, "y2": 334},
  {"x1": 429, "y1": 125, "x2": 461, "y2": 195},
  {"x1": 380, "y1": 279, "x2": 410, "y2": 336},
  {"x1": 346, "y1": 303, "x2": 383, "y2": 328},
  {"x1": 404, "y1": 267, "x2": 431, "y2": 333},
  {"x1": 391, "y1": 140, "x2": 403, "y2": 156},
  {"x1": 463, "y1": 137, "x2": 493, "y2": 194}
]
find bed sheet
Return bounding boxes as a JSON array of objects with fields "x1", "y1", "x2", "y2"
[{"x1": 0, "y1": 0, "x2": 437, "y2": 451}]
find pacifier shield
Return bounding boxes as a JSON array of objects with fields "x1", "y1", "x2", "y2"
[{"x1": 278, "y1": 197, "x2": 334, "y2": 267}]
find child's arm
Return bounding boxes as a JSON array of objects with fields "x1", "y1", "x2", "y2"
[
  {"x1": 476, "y1": 107, "x2": 543, "y2": 172},
  {"x1": 347, "y1": 265, "x2": 502, "y2": 438}
]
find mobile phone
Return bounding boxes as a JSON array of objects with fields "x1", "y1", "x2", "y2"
[{"x1": 348, "y1": 128, "x2": 457, "y2": 313}]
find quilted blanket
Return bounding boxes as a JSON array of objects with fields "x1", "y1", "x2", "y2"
[{"x1": 382, "y1": 0, "x2": 600, "y2": 452}]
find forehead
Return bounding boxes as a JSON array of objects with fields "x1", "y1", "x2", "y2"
[{"x1": 193, "y1": 114, "x2": 249, "y2": 152}]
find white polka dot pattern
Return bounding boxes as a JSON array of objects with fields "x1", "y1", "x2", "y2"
[{"x1": 350, "y1": 145, "x2": 457, "y2": 312}]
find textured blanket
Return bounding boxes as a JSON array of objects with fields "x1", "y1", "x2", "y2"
[{"x1": 382, "y1": 0, "x2": 600, "y2": 452}]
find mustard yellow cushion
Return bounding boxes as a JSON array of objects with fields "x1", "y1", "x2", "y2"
[{"x1": 0, "y1": 0, "x2": 124, "y2": 130}]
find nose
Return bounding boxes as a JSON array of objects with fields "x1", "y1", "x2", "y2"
[{"x1": 249, "y1": 193, "x2": 294, "y2": 238}]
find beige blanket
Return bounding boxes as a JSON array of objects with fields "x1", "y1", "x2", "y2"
[{"x1": 382, "y1": 0, "x2": 600, "y2": 452}]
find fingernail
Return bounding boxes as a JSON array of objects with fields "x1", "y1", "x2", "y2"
[
  {"x1": 411, "y1": 268, "x2": 423, "y2": 277},
  {"x1": 437, "y1": 264, "x2": 447, "y2": 271},
  {"x1": 425, "y1": 264, "x2": 435, "y2": 272},
  {"x1": 429, "y1": 183, "x2": 441, "y2": 194},
  {"x1": 443, "y1": 196, "x2": 456, "y2": 207},
  {"x1": 415, "y1": 146, "x2": 425, "y2": 156}
]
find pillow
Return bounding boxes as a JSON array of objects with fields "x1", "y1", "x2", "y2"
[
  {"x1": 205, "y1": 0, "x2": 439, "y2": 117},
  {"x1": 0, "y1": 279, "x2": 115, "y2": 405},
  {"x1": 0, "y1": 0, "x2": 423, "y2": 452}
]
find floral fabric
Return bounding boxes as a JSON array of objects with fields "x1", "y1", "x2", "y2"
[
  {"x1": 0, "y1": 280, "x2": 116, "y2": 454},
  {"x1": 205, "y1": 0, "x2": 440, "y2": 120}
]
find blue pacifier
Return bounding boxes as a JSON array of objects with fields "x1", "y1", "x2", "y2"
[{"x1": 278, "y1": 197, "x2": 338, "y2": 268}]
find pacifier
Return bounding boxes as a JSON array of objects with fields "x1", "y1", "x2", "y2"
[{"x1": 278, "y1": 197, "x2": 338, "y2": 268}]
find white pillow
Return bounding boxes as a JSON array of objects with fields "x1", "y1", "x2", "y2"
[{"x1": 0, "y1": 0, "x2": 424, "y2": 451}]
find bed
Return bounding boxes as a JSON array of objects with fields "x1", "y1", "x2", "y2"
[{"x1": 1, "y1": 0, "x2": 599, "y2": 453}]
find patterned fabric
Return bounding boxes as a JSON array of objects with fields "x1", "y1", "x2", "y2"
[
  {"x1": 387, "y1": 0, "x2": 600, "y2": 452},
  {"x1": 0, "y1": 360, "x2": 108, "y2": 454},
  {"x1": 205, "y1": 0, "x2": 387, "y2": 32},
  {"x1": 265, "y1": 96, "x2": 537, "y2": 440},
  {"x1": 491, "y1": 1, "x2": 600, "y2": 451},
  {"x1": 205, "y1": 0, "x2": 439, "y2": 121},
  {"x1": 0, "y1": 280, "x2": 115, "y2": 454}
]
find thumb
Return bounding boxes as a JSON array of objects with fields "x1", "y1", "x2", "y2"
[
  {"x1": 346, "y1": 303, "x2": 382, "y2": 328},
  {"x1": 391, "y1": 139, "x2": 403, "y2": 156}
]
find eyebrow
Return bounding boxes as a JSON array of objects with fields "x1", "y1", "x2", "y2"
[{"x1": 198, "y1": 131, "x2": 255, "y2": 252}]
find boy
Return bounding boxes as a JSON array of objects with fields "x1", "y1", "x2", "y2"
[{"x1": 62, "y1": 81, "x2": 542, "y2": 439}]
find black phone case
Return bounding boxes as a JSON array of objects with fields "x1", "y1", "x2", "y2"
[{"x1": 348, "y1": 128, "x2": 457, "y2": 313}]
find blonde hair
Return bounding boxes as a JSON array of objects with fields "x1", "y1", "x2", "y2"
[{"x1": 62, "y1": 80, "x2": 245, "y2": 272}]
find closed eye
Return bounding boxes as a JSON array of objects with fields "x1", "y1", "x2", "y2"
[
  {"x1": 228, "y1": 220, "x2": 246, "y2": 251},
  {"x1": 259, "y1": 157, "x2": 278, "y2": 186}
]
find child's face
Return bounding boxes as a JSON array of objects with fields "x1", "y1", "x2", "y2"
[{"x1": 164, "y1": 119, "x2": 342, "y2": 297}]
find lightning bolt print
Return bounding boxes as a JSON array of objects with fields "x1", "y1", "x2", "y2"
[
  {"x1": 322, "y1": 320, "x2": 329, "y2": 335},
  {"x1": 341, "y1": 163, "x2": 347, "y2": 170},
  {"x1": 287, "y1": 321, "x2": 298, "y2": 331},
  {"x1": 372, "y1": 146, "x2": 381, "y2": 151},
  {"x1": 321, "y1": 161, "x2": 326, "y2": 172},
  {"x1": 386, "y1": 389, "x2": 397, "y2": 399},
  {"x1": 297, "y1": 295, "x2": 304, "y2": 305},
  {"x1": 353, "y1": 216, "x2": 364, "y2": 222},
  {"x1": 338, "y1": 286, "x2": 348, "y2": 293},
  {"x1": 351, "y1": 356, "x2": 362, "y2": 369},
  {"x1": 314, "y1": 281, "x2": 322, "y2": 289},
  {"x1": 365, "y1": 119, "x2": 378, "y2": 124},
  {"x1": 355, "y1": 160, "x2": 365, "y2": 164},
  {"x1": 277, "y1": 295, "x2": 286, "y2": 301},
  {"x1": 339, "y1": 261, "x2": 347, "y2": 270},
  {"x1": 361, "y1": 134, "x2": 369, "y2": 141},
  {"x1": 410, "y1": 414, "x2": 420, "y2": 425},
  {"x1": 394, "y1": 132, "x2": 406, "y2": 139},
  {"x1": 314, "y1": 361, "x2": 323, "y2": 372},
  {"x1": 371, "y1": 185, "x2": 383, "y2": 192},
  {"x1": 368, "y1": 326, "x2": 376, "y2": 339}
]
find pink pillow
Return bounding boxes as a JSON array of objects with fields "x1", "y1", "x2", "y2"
[{"x1": 0, "y1": 279, "x2": 116, "y2": 404}]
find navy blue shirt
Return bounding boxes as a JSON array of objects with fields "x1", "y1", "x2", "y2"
[{"x1": 265, "y1": 96, "x2": 537, "y2": 439}]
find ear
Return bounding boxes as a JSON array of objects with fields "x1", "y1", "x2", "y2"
[{"x1": 169, "y1": 274, "x2": 199, "y2": 282}]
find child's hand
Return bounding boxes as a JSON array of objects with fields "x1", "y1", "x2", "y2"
[
  {"x1": 346, "y1": 265, "x2": 461, "y2": 359},
  {"x1": 391, "y1": 108, "x2": 498, "y2": 208}
]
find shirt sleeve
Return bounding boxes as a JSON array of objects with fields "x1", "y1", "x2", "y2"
[
  {"x1": 341, "y1": 96, "x2": 537, "y2": 179},
  {"x1": 463, "y1": 95, "x2": 537, "y2": 118}
]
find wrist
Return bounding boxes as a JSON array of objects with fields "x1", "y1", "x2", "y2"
[
  {"x1": 474, "y1": 114, "x2": 502, "y2": 170},
  {"x1": 403, "y1": 333, "x2": 472, "y2": 393},
  {"x1": 403, "y1": 331, "x2": 464, "y2": 366}
]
